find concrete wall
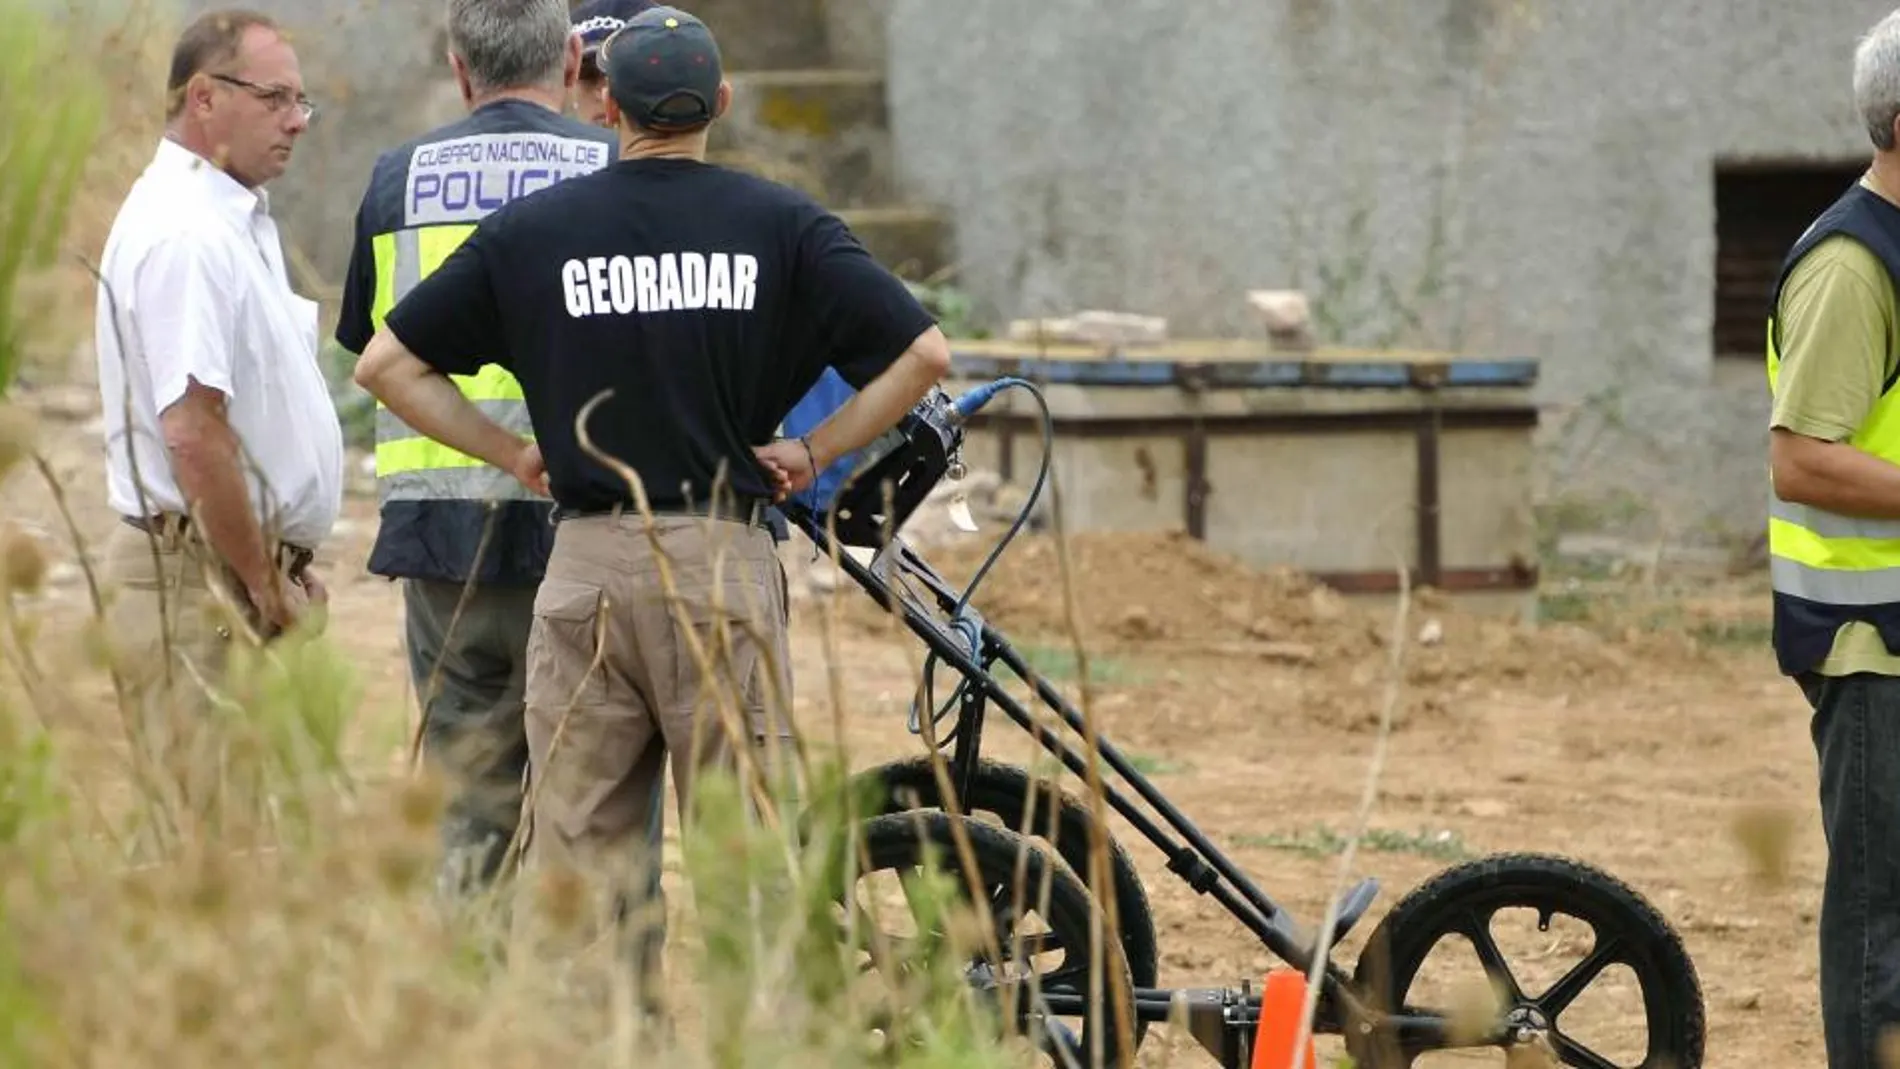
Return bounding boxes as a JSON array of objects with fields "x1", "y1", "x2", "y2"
[{"x1": 882, "y1": 0, "x2": 1899, "y2": 543}]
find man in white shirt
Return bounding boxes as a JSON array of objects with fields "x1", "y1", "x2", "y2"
[{"x1": 93, "y1": 8, "x2": 344, "y2": 710}]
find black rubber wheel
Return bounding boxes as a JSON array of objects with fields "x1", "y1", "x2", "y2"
[
  {"x1": 853, "y1": 754, "x2": 1159, "y2": 1044},
  {"x1": 1346, "y1": 852, "x2": 1705, "y2": 1069},
  {"x1": 849, "y1": 809, "x2": 1139, "y2": 1069}
]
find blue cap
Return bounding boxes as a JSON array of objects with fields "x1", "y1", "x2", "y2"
[
  {"x1": 600, "y1": 6, "x2": 724, "y2": 130},
  {"x1": 570, "y1": 0, "x2": 658, "y2": 59}
]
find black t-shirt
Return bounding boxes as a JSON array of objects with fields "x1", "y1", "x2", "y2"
[{"x1": 382, "y1": 157, "x2": 938, "y2": 514}]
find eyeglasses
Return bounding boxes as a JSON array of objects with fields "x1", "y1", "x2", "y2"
[{"x1": 212, "y1": 74, "x2": 316, "y2": 121}]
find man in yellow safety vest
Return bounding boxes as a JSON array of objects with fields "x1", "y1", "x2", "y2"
[
  {"x1": 1767, "y1": 10, "x2": 1900, "y2": 1064},
  {"x1": 333, "y1": 0, "x2": 616, "y2": 899}
]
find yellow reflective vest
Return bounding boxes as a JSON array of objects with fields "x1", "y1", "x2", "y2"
[
  {"x1": 334, "y1": 100, "x2": 615, "y2": 584},
  {"x1": 1766, "y1": 182, "x2": 1900, "y2": 676}
]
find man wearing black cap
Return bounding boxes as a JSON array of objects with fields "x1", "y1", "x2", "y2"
[
  {"x1": 352, "y1": 4, "x2": 951, "y2": 1002},
  {"x1": 567, "y1": 0, "x2": 654, "y2": 126}
]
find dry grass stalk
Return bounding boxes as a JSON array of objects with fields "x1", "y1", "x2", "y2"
[
  {"x1": 1730, "y1": 802, "x2": 1797, "y2": 892},
  {"x1": 1038, "y1": 460, "x2": 1137, "y2": 1069},
  {"x1": 405, "y1": 504, "x2": 501, "y2": 770},
  {"x1": 1285, "y1": 511, "x2": 1416, "y2": 1069}
]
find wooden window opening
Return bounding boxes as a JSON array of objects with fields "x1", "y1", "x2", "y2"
[{"x1": 1714, "y1": 160, "x2": 1867, "y2": 359}]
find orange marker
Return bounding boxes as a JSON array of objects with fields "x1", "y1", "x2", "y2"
[{"x1": 1251, "y1": 968, "x2": 1318, "y2": 1069}]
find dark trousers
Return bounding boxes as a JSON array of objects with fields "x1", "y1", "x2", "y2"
[
  {"x1": 405, "y1": 578, "x2": 537, "y2": 895},
  {"x1": 1800, "y1": 671, "x2": 1900, "y2": 1068}
]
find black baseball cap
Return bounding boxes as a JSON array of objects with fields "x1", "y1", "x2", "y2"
[{"x1": 600, "y1": 5, "x2": 724, "y2": 130}]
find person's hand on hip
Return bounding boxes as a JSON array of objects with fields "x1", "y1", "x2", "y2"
[
  {"x1": 510, "y1": 441, "x2": 551, "y2": 497},
  {"x1": 753, "y1": 437, "x2": 816, "y2": 500},
  {"x1": 248, "y1": 572, "x2": 310, "y2": 636}
]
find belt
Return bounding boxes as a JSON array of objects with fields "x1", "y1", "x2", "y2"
[
  {"x1": 120, "y1": 514, "x2": 315, "y2": 578},
  {"x1": 552, "y1": 499, "x2": 773, "y2": 528}
]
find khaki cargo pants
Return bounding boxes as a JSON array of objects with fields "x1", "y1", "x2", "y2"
[
  {"x1": 511, "y1": 511, "x2": 795, "y2": 1005},
  {"x1": 99, "y1": 514, "x2": 314, "y2": 836}
]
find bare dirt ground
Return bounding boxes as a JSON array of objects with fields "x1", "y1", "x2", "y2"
[{"x1": 0, "y1": 380, "x2": 1822, "y2": 1068}]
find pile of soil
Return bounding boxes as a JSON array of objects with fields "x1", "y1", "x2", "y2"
[{"x1": 833, "y1": 529, "x2": 1714, "y2": 730}]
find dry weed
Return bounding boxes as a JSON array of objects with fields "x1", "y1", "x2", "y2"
[
  {"x1": 1729, "y1": 802, "x2": 1798, "y2": 891},
  {"x1": 5, "y1": 0, "x2": 169, "y2": 383}
]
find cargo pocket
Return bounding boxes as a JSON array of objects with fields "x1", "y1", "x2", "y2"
[
  {"x1": 526, "y1": 578, "x2": 644, "y2": 846},
  {"x1": 671, "y1": 571, "x2": 778, "y2": 737},
  {"x1": 526, "y1": 578, "x2": 609, "y2": 716}
]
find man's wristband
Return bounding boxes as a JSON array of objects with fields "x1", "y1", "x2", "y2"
[{"x1": 798, "y1": 434, "x2": 819, "y2": 473}]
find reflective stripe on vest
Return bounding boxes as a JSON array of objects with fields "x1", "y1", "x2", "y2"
[
  {"x1": 1767, "y1": 517, "x2": 1900, "y2": 604},
  {"x1": 367, "y1": 223, "x2": 536, "y2": 503}
]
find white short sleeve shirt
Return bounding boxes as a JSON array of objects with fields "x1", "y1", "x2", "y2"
[{"x1": 93, "y1": 138, "x2": 345, "y2": 550}]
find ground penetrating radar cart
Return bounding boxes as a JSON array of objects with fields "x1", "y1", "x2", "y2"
[{"x1": 781, "y1": 378, "x2": 1705, "y2": 1069}]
